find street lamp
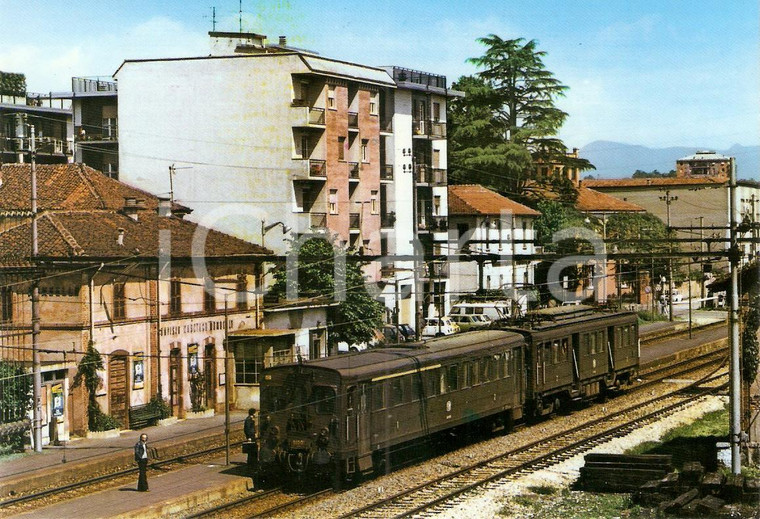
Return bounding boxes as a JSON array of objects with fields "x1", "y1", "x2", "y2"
[{"x1": 261, "y1": 221, "x2": 291, "y2": 248}]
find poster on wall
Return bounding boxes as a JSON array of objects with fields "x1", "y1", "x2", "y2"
[
  {"x1": 188, "y1": 344, "x2": 199, "y2": 375},
  {"x1": 51, "y1": 383, "x2": 64, "y2": 419},
  {"x1": 133, "y1": 355, "x2": 144, "y2": 390}
]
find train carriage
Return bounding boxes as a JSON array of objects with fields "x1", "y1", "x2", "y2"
[
  {"x1": 259, "y1": 330, "x2": 526, "y2": 485},
  {"x1": 507, "y1": 306, "x2": 639, "y2": 416}
]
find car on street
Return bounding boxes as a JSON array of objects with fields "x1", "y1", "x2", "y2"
[
  {"x1": 448, "y1": 313, "x2": 491, "y2": 331},
  {"x1": 421, "y1": 316, "x2": 460, "y2": 337}
]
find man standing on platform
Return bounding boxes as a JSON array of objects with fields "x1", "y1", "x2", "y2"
[
  {"x1": 134, "y1": 433, "x2": 150, "y2": 491},
  {"x1": 243, "y1": 408, "x2": 258, "y2": 467}
]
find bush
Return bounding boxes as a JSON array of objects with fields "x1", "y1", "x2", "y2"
[
  {"x1": 145, "y1": 396, "x2": 171, "y2": 419},
  {"x1": 88, "y1": 404, "x2": 120, "y2": 432}
]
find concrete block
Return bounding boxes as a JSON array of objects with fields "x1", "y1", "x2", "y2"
[{"x1": 695, "y1": 495, "x2": 725, "y2": 516}]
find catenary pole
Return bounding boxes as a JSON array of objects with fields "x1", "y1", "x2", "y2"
[
  {"x1": 30, "y1": 125, "x2": 42, "y2": 452},
  {"x1": 728, "y1": 159, "x2": 741, "y2": 474}
]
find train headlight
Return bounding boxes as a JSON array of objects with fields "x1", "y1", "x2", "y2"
[{"x1": 288, "y1": 438, "x2": 310, "y2": 450}]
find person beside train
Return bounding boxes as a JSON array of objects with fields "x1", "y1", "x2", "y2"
[{"x1": 243, "y1": 408, "x2": 258, "y2": 468}]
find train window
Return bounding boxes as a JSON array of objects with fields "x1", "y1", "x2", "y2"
[
  {"x1": 411, "y1": 375, "x2": 423, "y2": 401},
  {"x1": 587, "y1": 333, "x2": 595, "y2": 355},
  {"x1": 551, "y1": 341, "x2": 560, "y2": 364},
  {"x1": 535, "y1": 344, "x2": 543, "y2": 367},
  {"x1": 360, "y1": 386, "x2": 368, "y2": 412},
  {"x1": 471, "y1": 361, "x2": 480, "y2": 385},
  {"x1": 481, "y1": 357, "x2": 495, "y2": 382},
  {"x1": 371, "y1": 383, "x2": 386, "y2": 410},
  {"x1": 462, "y1": 362, "x2": 471, "y2": 388},
  {"x1": 390, "y1": 377, "x2": 405, "y2": 406},
  {"x1": 312, "y1": 385, "x2": 336, "y2": 414},
  {"x1": 561, "y1": 338, "x2": 569, "y2": 361},
  {"x1": 447, "y1": 364, "x2": 459, "y2": 392},
  {"x1": 598, "y1": 331, "x2": 605, "y2": 353},
  {"x1": 439, "y1": 370, "x2": 446, "y2": 394},
  {"x1": 346, "y1": 386, "x2": 357, "y2": 412},
  {"x1": 500, "y1": 352, "x2": 509, "y2": 378},
  {"x1": 544, "y1": 344, "x2": 552, "y2": 364},
  {"x1": 261, "y1": 385, "x2": 287, "y2": 412}
]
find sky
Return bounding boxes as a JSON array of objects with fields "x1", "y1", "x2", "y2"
[{"x1": 1, "y1": 0, "x2": 757, "y2": 151}]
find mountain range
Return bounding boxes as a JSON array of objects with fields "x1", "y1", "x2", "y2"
[{"x1": 578, "y1": 141, "x2": 759, "y2": 181}]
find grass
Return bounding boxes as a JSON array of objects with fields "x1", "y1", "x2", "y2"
[{"x1": 498, "y1": 488, "x2": 652, "y2": 519}]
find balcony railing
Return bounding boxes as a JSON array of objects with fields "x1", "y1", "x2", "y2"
[
  {"x1": 390, "y1": 67, "x2": 447, "y2": 89},
  {"x1": 72, "y1": 77, "x2": 117, "y2": 93},
  {"x1": 431, "y1": 168, "x2": 447, "y2": 185},
  {"x1": 430, "y1": 216, "x2": 448, "y2": 232},
  {"x1": 310, "y1": 212, "x2": 327, "y2": 229},
  {"x1": 75, "y1": 125, "x2": 118, "y2": 142},
  {"x1": 426, "y1": 261, "x2": 450, "y2": 278},
  {"x1": 380, "y1": 165, "x2": 393, "y2": 181},
  {"x1": 381, "y1": 212, "x2": 396, "y2": 228},
  {"x1": 291, "y1": 98, "x2": 308, "y2": 107},
  {"x1": 308, "y1": 107, "x2": 325, "y2": 125},
  {"x1": 380, "y1": 265, "x2": 395, "y2": 279},
  {"x1": 417, "y1": 213, "x2": 432, "y2": 231},
  {"x1": 412, "y1": 119, "x2": 447, "y2": 138},
  {"x1": 414, "y1": 165, "x2": 447, "y2": 185},
  {"x1": 348, "y1": 112, "x2": 359, "y2": 129},
  {"x1": 309, "y1": 159, "x2": 327, "y2": 177},
  {"x1": 349, "y1": 213, "x2": 361, "y2": 230},
  {"x1": 348, "y1": 162, "x2": 360, "y2": 180}
]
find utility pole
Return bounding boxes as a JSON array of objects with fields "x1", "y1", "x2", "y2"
[
  {"x1": 728, "y1": 161, "x2": 742, "y2": 475},
  {"x1": 659, "y1": 190, "x2": 678, "y2": 321},
  {"x1": 30, "y1": 125, "x2": 42, "y2": 452},
  {"x1": 699, "y1": 216, "x2": 705, "y2": 303}
]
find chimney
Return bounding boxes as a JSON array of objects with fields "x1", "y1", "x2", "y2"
[
  {"x1": 158, "y1": 197, "x2": 172, "y2": 217},
  {"x1": 123, "y1": 197, "x2": 145, "y2": 221},
  {"x1": 117, "y1": 228, "x2": 125, "y2": 246},
  {"x1": 279, "y1": 35, "x2": 287, "y2": 46}
]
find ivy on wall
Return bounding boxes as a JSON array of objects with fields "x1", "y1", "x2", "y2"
[{"x1": 0, "y1": 71, "x2": 27, "y2": 97}]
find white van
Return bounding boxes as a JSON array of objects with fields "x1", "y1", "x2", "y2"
[{"x1": 449, "y1": 301, "x2": 511, "y2": 322}]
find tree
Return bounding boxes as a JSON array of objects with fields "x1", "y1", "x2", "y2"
[
  {"x1": 449, "y1": 36, "x2": 593, "y2": 198},
  {"x1": 73, "y1": 343, "x2": 119, "y2": 431},
  {"x1": 533, "y1": 200, "x2": 587, "y2": 252},
  {"x1": 632, "y1": 169, "x2": 677, "y2": 179},
  {"x1": 742, "y1": 294, "x2": 759, "y2": 385},
  {"x1": 268, "y1": 237, "x2": 385, "y2": 348}
]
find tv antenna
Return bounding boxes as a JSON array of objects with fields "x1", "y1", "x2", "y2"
[
  {"x1": 168, "y1": 164, "x2": 192, "y2": 205},
  {"x1": 205, "y1": 6, "x2": 217, "y2": 32},
  {"x1": 239, "y1": 0, "x2": 242, "y2": 32}
]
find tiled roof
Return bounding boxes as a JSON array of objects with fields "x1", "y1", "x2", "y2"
[
  {"x1": 582, "y1": 177, "x2": 727, "y2": 189},
  {"x1": 0, "y1": 210, "x2": 268, "y2": 260},
  {"x1": 448, "y1": 185, "x2": 540, "y2": 216},
  {"x1": 574, "y1": 187, "x2": 646, "y2": 213},
  {"x1": 0, "y1": 163, "x2": 189, "y2": 213}
]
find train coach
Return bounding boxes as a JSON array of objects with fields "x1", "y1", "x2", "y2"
[{"x1": 256, "y1": 306, "x2": 639, "y2": 487}]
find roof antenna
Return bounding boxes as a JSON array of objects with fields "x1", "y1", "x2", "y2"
[
  {"x1": 206, "y1": 6, "x2": 216, "y2": 32},
  {"x1": 239, "y1": 0, "x2": 242, "y2": 32}
]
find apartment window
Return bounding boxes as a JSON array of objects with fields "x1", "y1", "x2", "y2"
[
  {"x1": 113, "y1": 282, "x2": 126, "y2": 320},
  {"x1": 102, "y1": 117, "x2": 117, "y2": 138},
  {"x1": 361, "y1": 139, "x2": 369, "y2": 162},
  {"x1": 169, "y1": 279, "x2": 181, "y2": 315},
  {"x1": 329, "y1": 189, "x2": 338, "y2": 214},
  {"x1": 235, "y1": 343, "x2": 263, "y2": 384},
  {"x1": 236, "y1": 276, "x2": 247, "y2": 310},
  {"x1": 338, "y1": 136, "x2": 345, "y2": 161},
  {"x1": 300, "y1": 135, "x2": 310, "y2": 159},
  {"x1": 433, "y1": 195, "x2": 441, "y2": 216},
  {"x1": 432, "y1": 102, "x2": 441, "y2": 122},
  {"x1": 370, "y1": 190, "x2": 379, "y2": 214},
  {"x1": 522, "y1": 221, "x2": 528, "y2": 250},
  {"x1": 204, "y1": 279, "x2": 216, "y2": 313},
  {"x1": 327, "y1": 85, "x2": 336, "y2": 109},
  {"x1": 1, "y1": 288, "x2": 13, "y2": 322},
  {"x1": 369, "y1": 93, "x2": 378, "y2": 115}
]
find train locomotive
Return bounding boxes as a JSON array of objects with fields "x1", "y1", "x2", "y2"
[{"x1": 257, "y1": 306, "x2": 639, "y2": 487}]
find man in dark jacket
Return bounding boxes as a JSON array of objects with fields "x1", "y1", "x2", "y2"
[
  {"x1": 134, "y1": 433, "x2": 149, "y2": 491},
  {"x1": 243, "y1": 408, "x2": 257, "y2": 467}
]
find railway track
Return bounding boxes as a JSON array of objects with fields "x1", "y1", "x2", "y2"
[{"x1": 339, "y1": 372, "x2": 727, "y2": 518}]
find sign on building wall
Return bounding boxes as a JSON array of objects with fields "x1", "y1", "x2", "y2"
[
  {"x1": 51, "y1": 383, "x2": 64, "y2": 420},
  {"x1": 133, "y1": 354, "x2": 144, "y2": 390}
]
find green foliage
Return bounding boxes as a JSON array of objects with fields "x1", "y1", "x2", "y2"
[
  {"x1": 533, "y1": 200, "x2": 586, "y2": 251},
  {"x1": 0, "y1": 361, "x2": 32, "y2": 424},
  {"x1": 189, "y1": 372, "x2": 206, "y2": 412},
  {"x1": 605, "y1": 211, "x2": 674, "y2": 281},
  {"x1": 72, "y1": 343, "x2": 106, "y2": 431},
  {"x1": 449, "y1": 36, "x2": 591, "y2": 201},
  {"x1": 742, "y1": 295, "x2": 760, "y2": 384},
  {"x1": 89, "y1": 405, "x2": 120, "y2": 432},
  {"x1": 145, "y1": 395, "x2": 171, "y2": 419},
  {"x1": 268, "y1": 237, "x2": 385, "y2": 348},
  {"x1": 637, "y1": 310, "x2": 668, "y2": 324},
  {"x1": 632, "y1": 169, "x2": 677, "y2": 178},
  {"x1": 0, "y1": 71, "x2": 27, "y2": 96}
]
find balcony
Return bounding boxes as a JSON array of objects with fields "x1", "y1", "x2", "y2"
[
  {"x1": 380, "y1": 117, "x2": 393, "y2": 133},
  {"x1": 430, "y1": 216, "x2": 448, "y2": 232},
  {"x1": 381, "y1": 211, "x2": 396, "y2": 229},
  {"x1": 293, "y1": 106, "x2": 325, "y2": 127},
  {"x1": 412, "y1": 119, "x2": 447, "y2": 138},
  {"x1": 310, "y1": 212, "x2": 327, "y2": 229},
  {"x1": 293, "y1": 159, "x2": 327, "y2": 181},
  {"x1": 414, "y1": 165, "x2": 446, "y2": 185},
  {"x1": 380, "y1": 265, "x2": 395, "y2": 279},
  {"x1": 417, "y1": 213, "x2": 432, "y2": 232},
  {"x1": 348, "y1": 112, "x2": 359, "y2": 130},
  {"x1": 75, "y1": 125, "x2": 118, "y2": 142},
  {"x1": 72, "y1": 77, "x2": 117, "y2": 94},
  {"x1": 37, "y1": 137, "x2": 70, "y2": 155},
  {"x1": 348, "y1": 162, "x2": 360, "y2": 181},
  {"x1": 380, "y1": 165, "x2": 394, "y2": 181},
  {"x1": 431, "y1": 168, "x2": 447, "y2": 185},
  {"x1": 349, "y1": 213, "x2": 361, "y2": 231},
  {"x1": 426, "y1": 261, "x2": 450, "y2": 278}
]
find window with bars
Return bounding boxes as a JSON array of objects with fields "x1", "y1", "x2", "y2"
[
  {"x1": 235, "y1": 343, "x2": 263, "y2": 384},
  {"x1": 1, "y1": 288, "x2": 12, "y2": 322},
  {"x1": 112, "y1": 282, "x2": 126, "y2": 320},
  {"x1": 169, "y1": 279, "x2": 181, "y2": 315}
]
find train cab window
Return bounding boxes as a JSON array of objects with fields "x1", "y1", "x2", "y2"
[
  {"x1": 470, "y1": 361, "x2": 480, "y2": 385},
  {"x1": 481, "y1": 357, "x2": 495, "y2": 382},
  {"x1": 371, "y1": 383, "x2": 386, "y2": 410},
  {"x1": 312, "y1": 385, "x2": 336, "y2": 414},
  {"x1": 501, "y1": 351, "x2": 511, "y2": 378},
  {"x1": 561, "y1": 338, "x2": 569, "y2": 361},
  {"x1": 261, "y1": 385, "x2": 287, "y2": 412},
  {"x1": 551, "y1": 341, "x2": 560, "y2": 364},
  {"x1": 447, "y1": 364, "x2": 459, "y2": 392},
  {"x1": 346, "y1": 385, "x2": 357, "y2": 413},
  {"x1": 544, "y1": 344, "x2": 553, "y2": 365},
  {"x1": 411, "y1": 375, "x2": 423, "y2": 401}
]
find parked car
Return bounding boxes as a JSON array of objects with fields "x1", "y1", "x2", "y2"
[
  {"x1": 448, "y1": 313, "x2": 491, "y2": 332},
  {"x1": 337, "y1": 329, "x2": 383, "y2": 353},
  {"x1": 397, "y1": 324, "x2": 416, "y2": 341},
  {"x1": 421, "y1": 316, "x2": 460, "y2": 337},
  {"x1": 449, "y1": 301, "x2": 511, "y2": 321},
  {"x1": 661, "y1": 290, "x2": 683, "y2": 303}
]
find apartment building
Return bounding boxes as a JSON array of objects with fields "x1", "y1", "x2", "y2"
[
  {"x1": 68, "y1": 77, "x2": 119, "y2": 177},
  {"x1": 114, "y1": 32, "x2": 462, "y2": 331},
  {"x1": 0, "y1": 71, "x2": 73, "y2": 164}
]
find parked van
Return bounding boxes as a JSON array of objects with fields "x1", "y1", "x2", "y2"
[
  {"x1": 421, "y1": 317, "x2": 460, "y2": 337},
  {"x1": 449, "y1": 313, "x2": 491, "y2": 331},
  {"x1": 448, "y1": 301, "x2": 511, "y2": 321}
]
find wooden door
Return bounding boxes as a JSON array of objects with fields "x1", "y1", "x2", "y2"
[
  {"x1": 109, "y1": 353, "x2": 129, "y2": 427},
  {"x1": 169, "y1": 349, "x2": 181, "y2": 416}
]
